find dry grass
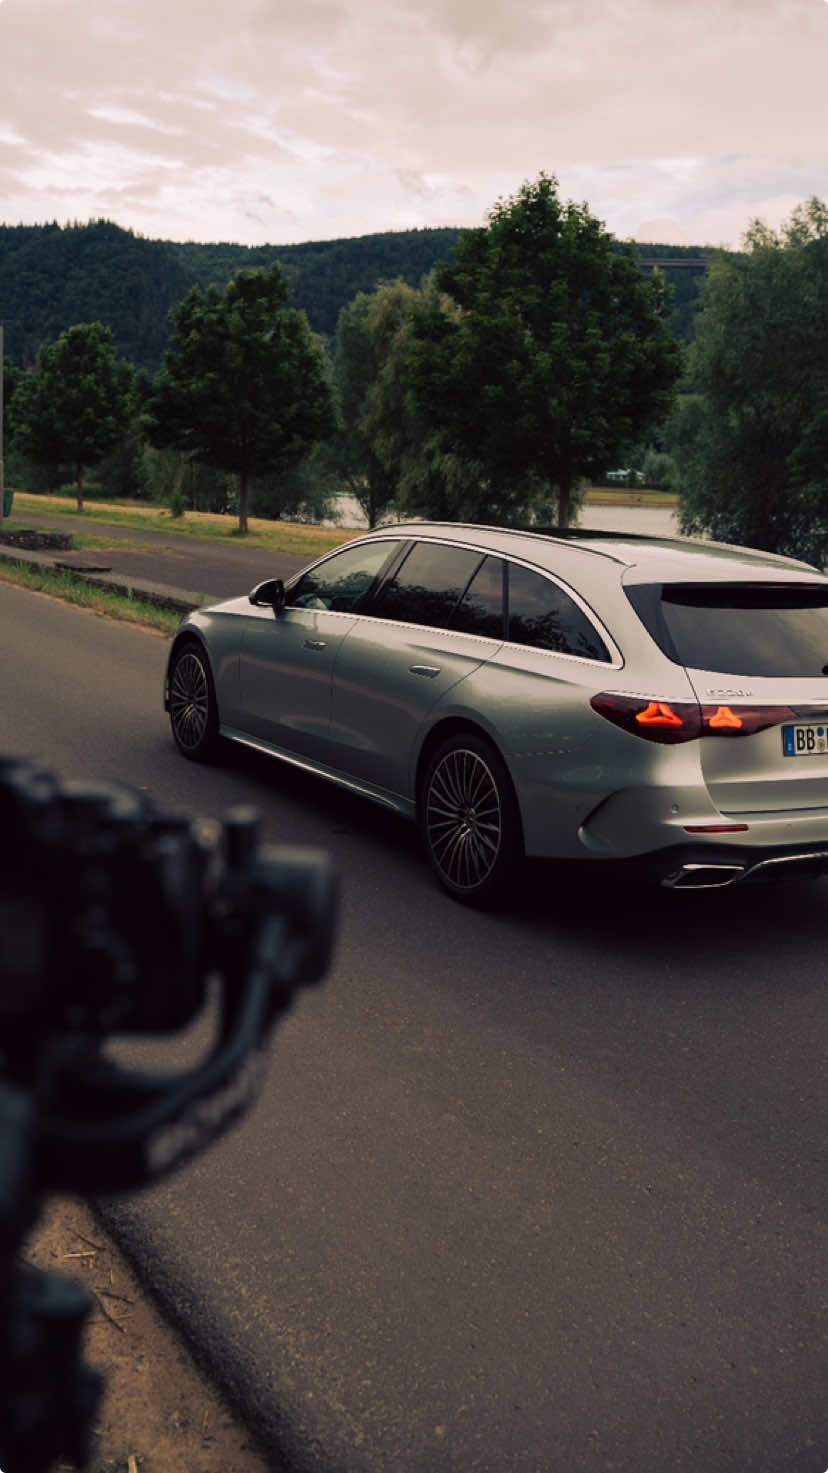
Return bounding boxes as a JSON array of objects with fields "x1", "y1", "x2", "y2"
[{"x1": 10, "y1": 493, "x2": 359, "y2": 558}]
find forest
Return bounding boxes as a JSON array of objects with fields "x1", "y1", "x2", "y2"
[{"x1": 0, "y1": 219, "x2": 714, "y2": 372}]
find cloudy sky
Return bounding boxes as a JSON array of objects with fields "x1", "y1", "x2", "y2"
[{"x1": 0, "y1": 0, "x2": 826, "y2": 249}]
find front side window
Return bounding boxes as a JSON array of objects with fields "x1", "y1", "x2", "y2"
[
  {"x1": 507, "y1": 564, "x2": 611, "y2": 662},
  {"x1": 368, "y1": 541, "x2": 484, "y2": 628},
  {"x1": 289, "y1": 540, "x2": 401, "y2": 612}
]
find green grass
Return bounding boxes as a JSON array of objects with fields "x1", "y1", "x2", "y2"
[
  {"x1": 9, "y1": 493, "x2": 358, "y2": 558},
  {"x1": 0, "y1": 559, "x2": 182, "y2": 636},
  {"x1": 9, "y1": 486, "x2": 678, "y2": 556}
]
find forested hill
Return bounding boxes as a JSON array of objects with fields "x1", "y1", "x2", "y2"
[{"x1": 0, "y1": 219, "x2": 715, "y2": 372}]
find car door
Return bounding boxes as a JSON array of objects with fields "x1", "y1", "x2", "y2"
[
  {"x1": 329, "y1": 543, "x2": 505, "y2": 796},
  {"x1": 237, "y1": 538, "x2": 402, "y2": 761}
]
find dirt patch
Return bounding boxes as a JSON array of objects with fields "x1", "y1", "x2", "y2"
[
  {"x1": 0, "y1": 529, "x2": 74, "y2": 550},
  {"x1": 24, "y1": 1197, "x2": 274, "y2": 1473}
]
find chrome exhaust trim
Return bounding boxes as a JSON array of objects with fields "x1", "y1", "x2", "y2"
[
  {"x1": 663, "y1": 849, "x2": 828, "y2": 890},
  {"x1": 741, "y1": 849, "x2": 828, "y2": 882},
  {"x1": 662, "y1": 863, "x2": 746, "y2": 890}
]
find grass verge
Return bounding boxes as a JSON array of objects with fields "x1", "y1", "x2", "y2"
[
  {"x1": 9, "y1": 493, "x2": 357, "y2": 557},
  {"x1": 8, "y1": 488, "x2": 678, "y2": 555},
  {"x1": 0, "y1": 559, "x2": 182, "y2": 636}
]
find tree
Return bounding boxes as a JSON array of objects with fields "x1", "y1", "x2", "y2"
[
  {"x1": 675, "y1": 198, "x2": 828, "y2": 566},
  {"x1": 2, "y1": 355, "x2": 21, "y2": 442},
  {"x1": 10, "y1": 323, "x2": 132, "y2": 511},
  {"x1": 249, "y1": 443, "x2": 338, "y2": 523},
  {"x1": 332, "y1": 277, "x2": 503, "y2": 526},
  {"x1": 148, "y1": 264, "x2": 337, "y2": 533},
  {"x1": 96, "y1": 370, "x2": 152, "y2": 502},
  {"x1": 331, "y1": 285, "x2": 410, "y2": 527},
  {"x1": 402, "y1": 173, "x2": 682, "y2": 527}
]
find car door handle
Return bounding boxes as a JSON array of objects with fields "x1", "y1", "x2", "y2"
[
  {"x1": 409, "y1": 664, "x2": 441, "y2": 678},
  {"x1": 303, "y1": 639, "x2": 327, "y2": 651}
]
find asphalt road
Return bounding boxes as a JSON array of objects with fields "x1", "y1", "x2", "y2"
[{"x1": 2, "y1": 582, "x2": 826, "y2": 1473}]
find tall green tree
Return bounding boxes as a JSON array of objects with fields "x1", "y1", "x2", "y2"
[
  {"x1": 2, "y1": 355, "x2": 21, "y2": 442},
  {"x1": 10, "y1": 323, "x2": 132, "y2": 511},
  {"x1": 331, "y1": 285, "x2": 412, "y2": 527},
  {"x1": 148, "y1": 264, "x2": 337, "y2": 533},
  {"x1": 403, "y1": 173, "x2": 682, "y2": 527},
  {"x1": 675, "y1": 198, "x2": 828, "y2": 565},
  {"x1": 361, "y1": 277, "x2": 515, "y2": 523}
]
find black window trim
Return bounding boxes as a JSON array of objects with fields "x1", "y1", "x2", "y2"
[
  {"x1": 285, "y1": 533, "x2": 622, "y2": 665},
  {"x1": 371, "y1": 536, "x2": 620, "y2": 665}
]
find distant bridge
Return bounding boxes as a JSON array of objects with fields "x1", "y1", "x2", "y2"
[{"x1": 638, "y1": 258, "x2": 713, "y2": 274}]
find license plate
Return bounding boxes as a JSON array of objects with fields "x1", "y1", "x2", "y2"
[{"x1": 782, "y1": 722, "x2": 828, "y2": 757}]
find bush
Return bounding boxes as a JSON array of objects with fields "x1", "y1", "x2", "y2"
[{"x1": 641, "y1": 450, "x2": 677, "y2": 491}]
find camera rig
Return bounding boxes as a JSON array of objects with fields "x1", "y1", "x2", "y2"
[{"x1": 0, "y1": 757, "x2": 337, "y2": 1472}]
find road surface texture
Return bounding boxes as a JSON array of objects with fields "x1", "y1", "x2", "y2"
[{"x1": 0, "y1": 564, "x2": 825, "y2": 1473}]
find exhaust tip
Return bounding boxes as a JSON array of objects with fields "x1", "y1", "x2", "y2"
[{"x1": 662, "y1": 863, "x2": 746, "y2": 891}]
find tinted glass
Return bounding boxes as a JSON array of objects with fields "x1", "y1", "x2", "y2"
[
  {"x1": 657, "y1": 584, "x2": 828, "y2": 676},
  {"x1": 507, "y1": 564, "x2": 611, "y2": 661},
  {"x1": 449, "y1": 556, "x2": 505, "y2": 638},
  {"x1": 289, "y1": 540, "x2": 401, "y2": 612},
  {"x1": 370, "y1": 542, "x2": 483, "y2": 628}
]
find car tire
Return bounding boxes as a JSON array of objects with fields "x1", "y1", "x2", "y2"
[
  {"x1": 419, "y1": 732, "x2": 524, "y2": 906},
  {"x1": 168, "y1": 640, "x2": 222, "y2": 762}
]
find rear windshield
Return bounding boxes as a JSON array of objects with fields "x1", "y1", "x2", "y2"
[{"x1": 627, "y1": 583, "x2": 828, "y2": 677}]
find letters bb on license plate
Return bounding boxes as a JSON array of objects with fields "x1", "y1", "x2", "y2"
[{"x1": 782, "y1": 722, "x2": 828, "y2": 757}]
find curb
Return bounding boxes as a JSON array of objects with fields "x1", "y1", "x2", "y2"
[{"x1": 0, "y1": 545, "x2": 205, "y2": 615}]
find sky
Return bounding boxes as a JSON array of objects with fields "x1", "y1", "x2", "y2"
[{"x1": 0, "y1": 0, "x2": 826, "y2": 250}]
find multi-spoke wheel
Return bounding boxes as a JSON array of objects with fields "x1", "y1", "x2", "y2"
[
  {"x1": 168, "y1": 640, "x2": 221, "y2": 761},
  {"x1": 420, "y1": 733, "x2": 523, "y2": 906}
]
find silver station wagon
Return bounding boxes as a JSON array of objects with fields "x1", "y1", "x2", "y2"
[{"x1": 165, "y1": 523, "x2": 828, "y2": 905}]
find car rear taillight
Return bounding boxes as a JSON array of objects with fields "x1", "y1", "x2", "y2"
[
  {"x1": 590, "y1": 696, "x2": 799, "y2": 744},
  {"x1": 699, "y1": 704, "x2": 797, "y2": 736},
  {"x1": 590, "y1": 693, "x2": 702, "y2": 744}
]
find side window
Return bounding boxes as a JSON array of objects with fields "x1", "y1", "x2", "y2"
[
  {"x1": 507, "y1": 563, "x2": 611, "y2": 662},
  {"x1": 449, "y1": 556, "x2": 505, "y2": 638},
  {"x1": 369, "y1": 542, "x2": 483, "y2": 628},
  {"x1": 288, "y1": 540, "x2": 401, "y2": 612}
]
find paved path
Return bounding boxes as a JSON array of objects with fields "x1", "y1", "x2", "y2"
[
  {"x1": 9, "y1": 505, "x2": 680, "y2": 603},
  {"x1": 11, "y1": 511, "x2": 311, "y2": 601}
]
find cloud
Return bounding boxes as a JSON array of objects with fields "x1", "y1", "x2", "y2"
[{"x1": 0, "y1": 0, "x2": 825, "y2": 244}]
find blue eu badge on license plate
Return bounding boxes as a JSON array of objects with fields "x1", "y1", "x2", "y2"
[{"x1": 782, "y1": 723, "x2": 827, "y2": 756}]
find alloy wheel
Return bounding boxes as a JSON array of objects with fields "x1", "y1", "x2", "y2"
[
  {"x1": 170, "y1": 650, "x2": 210, "y2": 753},
  {"x1": 425, "y1": 746, "x2": 503, "y2": 894}
]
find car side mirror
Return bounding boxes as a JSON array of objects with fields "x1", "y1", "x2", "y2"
[{"x1": 249, "y1": 578, "x2": 286, "y2": 613}]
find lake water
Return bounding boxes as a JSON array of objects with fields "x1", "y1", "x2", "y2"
[{"x1": 328, "y1": 496, "x2": 680, "y2": 539}]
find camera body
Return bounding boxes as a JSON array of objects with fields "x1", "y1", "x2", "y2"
[{"x1": 0, "y1": 757, "x2": 337, "y2": 1472}]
